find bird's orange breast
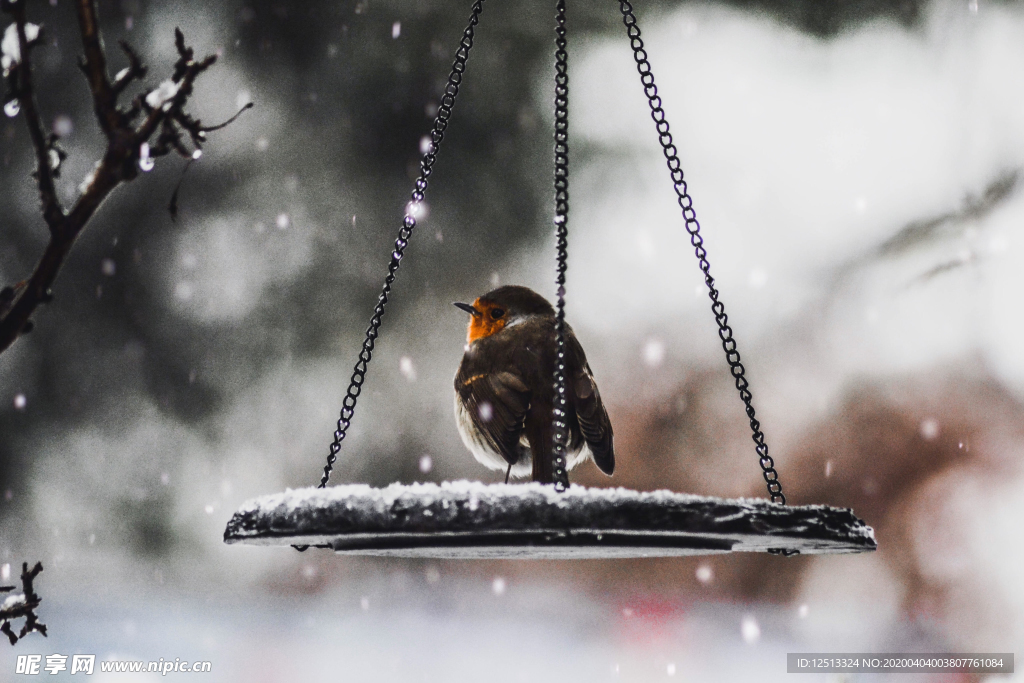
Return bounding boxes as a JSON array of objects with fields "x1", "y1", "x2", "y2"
[{"x1": 467, "y1": 298, "x2": 506, "y2": 343}]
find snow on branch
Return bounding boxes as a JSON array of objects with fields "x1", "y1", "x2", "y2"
[
  {"x1": 0, "y1": 0, "x2": 251, "y2": 356},
  {"x1": 0, "y1": 562, "x2": 46, "y2": 646}
]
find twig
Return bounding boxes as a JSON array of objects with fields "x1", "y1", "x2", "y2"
[
  {"x1": 201, "y1": 101, "x2": 253, "y2": 133},
  {"x1": 111, "y1": 40, "x2": 146, "y2": 96},
  {"x1": 168, "y1": 156, "x2": 195, "y2": 222},
  {"x1": 0, "y1": 562, "x2": 46, "y2": 645},
  {"x1": 0, "y1": 0, "x2": 250, "y2": 356},
  {"x1": 5, "y1": 0, "x2": 63, "y2": 231},
  {"x1": 75, "y1": 0, "x2": 118, "y2": 135},
  {"x1": 166, "y1": 102, "x2": 252, "y2": 221}
]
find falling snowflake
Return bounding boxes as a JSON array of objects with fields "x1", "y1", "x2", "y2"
[
  {"x1": 53, "y1": 115, "x2": 73, "y2": 137},
  {"x1": 405, "y1": 201, "x2": 427, "y2": 220},
  {"x1": 741, "y1": 615, "x2": 761, "y2": 644},
  {"x1": 399, "y1": 356, "x2": 417, "y2": 382},
  {"x1": 643, "y1": 338, "x2": 665, "y2": 367}
]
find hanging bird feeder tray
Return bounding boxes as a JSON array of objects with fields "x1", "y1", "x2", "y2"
[
  {"x1": 224, "y1": 482, "x2": 875, "y2": 559},
  {"x1": 224, "y1": 0, "x2": 878, "y2": 559}
]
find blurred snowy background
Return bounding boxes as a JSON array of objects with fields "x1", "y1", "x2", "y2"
[{"x1": 1, "y1": 0, "x2": 1023, "y2": 680}]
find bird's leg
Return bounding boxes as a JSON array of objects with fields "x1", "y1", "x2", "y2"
[{"x1": 504, "y1": 463, "x2": 511, "y2": 484}]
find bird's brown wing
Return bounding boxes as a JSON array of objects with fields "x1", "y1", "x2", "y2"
[
  {"x1": 456, "y1": 370, "x2": 531, "y2": 467},
  {"x1": 568, "y1": 331, "x2": 615, "y2": 475}
]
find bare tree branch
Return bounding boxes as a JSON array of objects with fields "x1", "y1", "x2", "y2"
[
  {"x1": 0, "y1": 562, "x2": 46, "y2": 645},
  {"x1": 0, "y1": 0, "x2": 250, "y2": 356},
  {"x1": 74, "y1": 0, "x2": 118, "y2": 136},
  {"x1": 5, "y1": 0, "x2": 63, "y2": 232},
  {"x1": 200, "y1": 101, "x2": 254, "y2": 133},
  {"x1": 111, "y1": 39, "x2": 146, "y2": 96}
]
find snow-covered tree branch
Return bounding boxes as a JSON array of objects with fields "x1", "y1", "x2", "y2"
[
  {"x1": 0, "y1": 0, "x2": 249, "y2": 356},
  {"x1": 0, "y1": 562, "x2": 45, "y2": 645}
]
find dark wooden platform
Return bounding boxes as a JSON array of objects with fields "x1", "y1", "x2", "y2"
[{"x1": 223, "y1": 481, "x2": 876, "y2": 559}]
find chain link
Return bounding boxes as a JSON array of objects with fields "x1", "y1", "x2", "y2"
[
  {"x1": 316, "y1": 0, "x2": 487, "y2": 490},
  {"x1": 305, "y1": 0, "x2": 782, "y2": 507},
  {"x1": 616, "y1": 0, "x2": 785, "y2": 504},
  {"x1": 550, "y1": 0, "x2": 571, "y2": 492}
]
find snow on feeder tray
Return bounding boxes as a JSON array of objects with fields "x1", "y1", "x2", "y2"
[
  {"x1": 224, "y1": 1, "x2": 877, "y2": 559},
  {"x1": 224, "y1": 482, "x2": 876, "y2": 559}
]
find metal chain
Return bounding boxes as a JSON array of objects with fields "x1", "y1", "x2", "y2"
[
  {"x1": 616, "y1": 0, "x2": 785, "y2": 505},
  {"x1": 316, "y1": 0, "x2": 487, "y2": 489},
  {"x1": 550, "y1": 0, "x2": 571, "y2": 492}
]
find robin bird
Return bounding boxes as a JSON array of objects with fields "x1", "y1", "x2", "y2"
[{"x1": 453, "y1": 285, "x2": 614, "y2": 484}]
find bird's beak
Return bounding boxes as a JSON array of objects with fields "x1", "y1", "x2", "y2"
[{"x1": 453, "y1": 302, "x2": 480, "y2": 316}]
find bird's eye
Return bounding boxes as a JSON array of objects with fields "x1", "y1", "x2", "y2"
[{"x1": 491, "y1": 308, "x2": 505, "y2": 320}]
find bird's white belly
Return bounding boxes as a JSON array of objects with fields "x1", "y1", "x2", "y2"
[
  {"x1": 453, "y1": 394, "x2": 590, "y2": 480},
  {"x1": 453, "y1": 394, "x2": 526, "y2": 476}
]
